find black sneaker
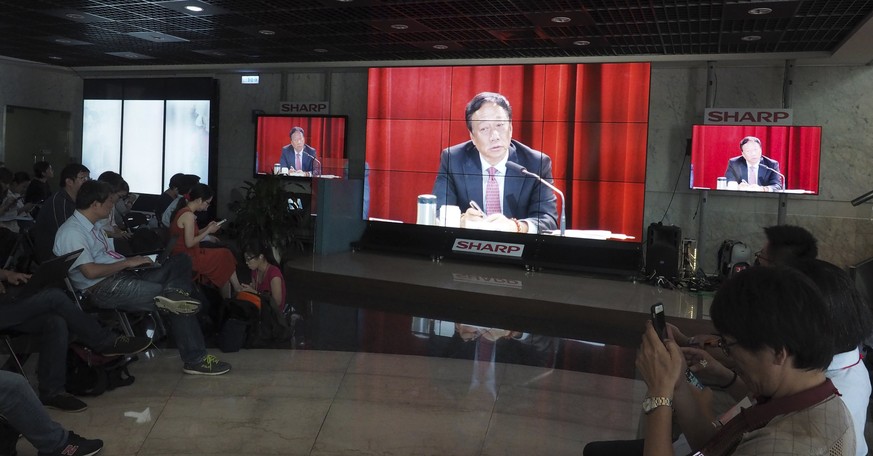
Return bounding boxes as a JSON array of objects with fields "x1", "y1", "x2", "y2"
[
  {"x1": 41, "y1": 393, "x2": 87, "y2": 413},
  {"x1": 0, "y1": 418, "x2": 20, "y2": 456},
  {"x1": 99, "y1": 335, "x2": 152, "y2": 356},
  {"x1": 182, "y1": 355, "x2": 231, "y2": 376},
  {"x1": 153, "y1": 290, "x2": 200, "y2": 315},
  {"x1": 39, "y1": 431, "x2": 103, "y2": 456}
]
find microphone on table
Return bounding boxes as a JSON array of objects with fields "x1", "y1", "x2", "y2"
[
  {"x1": 506, "y1": 161, "x2": 565, "y2": 236},
  {"x1": 759, "y1": 164, "x2": 785, "y2": 191},
  {"x1": 303, "y1": 151, "x2": 322, "y2": 176}
]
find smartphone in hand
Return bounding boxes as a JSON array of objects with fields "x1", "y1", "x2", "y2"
[
  {"x1": 652, "y1": 303, "x2": 705, "y2": 390},
  {"x1": 650, "y1": 303, "x2": 668, "y2": 340}
]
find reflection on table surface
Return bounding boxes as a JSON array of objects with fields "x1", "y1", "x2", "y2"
[
  {"x1": 287, "y1": 251, "x2": 711, "y2": 325},
  {"x1": 305, "y1": 302, "x2": 639, "y2": 380}
]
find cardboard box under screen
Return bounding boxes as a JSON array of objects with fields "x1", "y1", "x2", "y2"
[{"x1": 364, "y1": 63, "x2": 651, "y2": 241}]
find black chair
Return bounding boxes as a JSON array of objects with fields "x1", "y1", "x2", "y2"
[{"x1": 0, "y1": 330, "x2": 38, "y2": 380}]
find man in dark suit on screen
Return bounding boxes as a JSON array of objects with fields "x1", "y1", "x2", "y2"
[
  {"x1": 724, "y1": 136, "x2": 783, "y2": 192},
  {"x1": 432, "y1": 92, "x2": 558, "y2": 233},
  {"x1": 279, "y1": 126, "x2": 320, "y2": 176}
]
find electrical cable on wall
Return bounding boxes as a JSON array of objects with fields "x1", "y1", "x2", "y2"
[{"x1": 659, "y1": 153, "x2": 688, "y2": 223}]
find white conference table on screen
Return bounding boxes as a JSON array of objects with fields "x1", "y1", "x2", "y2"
[
  {"x1": 277, "y1": 170, "x2": 341, "y2": 178},
  {"x1": 693, "y1": 187, "x2": 813, "y2": 194},
  {"x1": 367, "y1": 218, "x2": 635, "y2": 240},
  {"x1": 545, "y1": 229, "x2": 635, "y2": 240}
]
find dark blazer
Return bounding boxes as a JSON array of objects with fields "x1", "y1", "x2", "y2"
[
  {"x1": 432, "y1": 140, "x2": 558, "y2": 231},
  {"x1": 279, "y1": 144, "x2": 319, "y2": 175},
  {"x1": 724, "y1": 155, "x2": 783, "y2": 190}
]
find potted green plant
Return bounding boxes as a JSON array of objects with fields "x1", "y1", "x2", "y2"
[{"x1": 228, "y1": 174, "x2": 306, "y2": 263}]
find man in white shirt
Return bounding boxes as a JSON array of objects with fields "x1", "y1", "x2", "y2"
[{"x1": 54, "y1": 180, "x2": 231, "y2": 376}]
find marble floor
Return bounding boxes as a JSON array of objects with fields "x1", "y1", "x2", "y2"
[
  {"x1": 14, "y1": 348, "x2": 647, "y2": 456},
  {"x1": 6, "y1": 251, "x2": 873, "y2": 455}
]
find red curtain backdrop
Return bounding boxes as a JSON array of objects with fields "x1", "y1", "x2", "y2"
[
  {"x1": 690, "y1": 125, "x2": 821, "y2": 193},
  {"x1": 365, "y1": 63, "x2": 651, "y2": 240},
  {"x1": 255, "y1": 116, "x2": 347, "y2": 174}
]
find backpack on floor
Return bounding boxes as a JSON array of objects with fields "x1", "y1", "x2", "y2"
[
  {"x1": 65, "y1": 343, "x2": 136, "y2": 396},
  {"x1": 217, "y1": 291, "x2": 292, "y2": 352},
  {"x1": 245, "y1": 292, "x2": 293, "y2": 348},
  {"x1": 217, "y1": 295, "x2": 259, "y2": 353}
]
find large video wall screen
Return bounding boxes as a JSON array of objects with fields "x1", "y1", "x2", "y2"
[{"x1": 364, "y1": 63, "x2": 651, "y2": 240}]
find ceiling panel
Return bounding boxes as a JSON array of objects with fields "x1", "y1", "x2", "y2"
[{"x1": 0, "y1": 0, "x2": 869, "y2": 68}]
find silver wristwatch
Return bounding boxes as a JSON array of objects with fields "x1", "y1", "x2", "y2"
[{"x1": 642, "y1": 396, "x2": 673, "y2": 414}]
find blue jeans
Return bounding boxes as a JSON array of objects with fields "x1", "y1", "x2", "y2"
[
  {"x1": 86, "y1": 255, "x2": 207, "y2": 364},
  {"x1": 0, "y1": 370, "x2": 67, "y2": 453},
  {"x1": 0, "y1": 288, "x2": 118, "y2": 397}
]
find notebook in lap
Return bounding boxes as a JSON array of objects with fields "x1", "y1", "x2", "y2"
[{"x1": 1, "y1": 248, "x2": 84, "y2": 304}]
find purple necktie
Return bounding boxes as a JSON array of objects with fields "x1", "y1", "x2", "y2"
[
  {"x1": 485, "y1": 167, "x2": 500, "y2": 216},
  {"x1": 295, "y1": 153, "x2": 302, "y2": 171}
]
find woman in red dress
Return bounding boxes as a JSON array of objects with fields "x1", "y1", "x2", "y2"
[{"x1": 170, "y1": 184, "x2": 241, "y2": 298}]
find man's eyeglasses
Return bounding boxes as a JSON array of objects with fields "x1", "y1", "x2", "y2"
[
  {"x1": 244, "y1": 255, "x2": 256, "y2": 262},
  {"x1": 754, "y1": 249, "x2": 771, "y2": 265},
  {"x1": 717, "y1": 335, "x2": 740, "y2": 357}
]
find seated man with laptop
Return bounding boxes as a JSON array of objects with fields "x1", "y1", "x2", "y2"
[
  {"x1": 0, "y1": 252, "x2": 152, "y2": 413},
  {"x1": 53, "y1": 180, "x2": 231, "y2": 376}
]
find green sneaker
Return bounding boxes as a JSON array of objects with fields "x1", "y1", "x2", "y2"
[
  {"x1": 182, "y1": 355, "x2": 231, "y2": 376},
  {"x1": 153, "y1": 290, "x2": 200, "y2": 315}
]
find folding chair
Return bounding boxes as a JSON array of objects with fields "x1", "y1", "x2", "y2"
[
  {"x1": 0, "y1": 330, "x2": 37, "y2": 381},
  {"x1": 64, "y1": 277, "x2": 166, "y2": 342}
]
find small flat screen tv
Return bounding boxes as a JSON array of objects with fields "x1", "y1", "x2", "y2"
[
  {"x1": 690, "y1": 125, "x2": 821, "y2": 194},
  {"x1": 253, "y1": 114, "x2": 348, "y2": 178},
  {"x1": 364, "y1": 63, "x2": 652, "y2": 241}
]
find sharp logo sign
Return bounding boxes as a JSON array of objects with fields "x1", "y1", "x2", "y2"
[
  {"x1": 704, "y1": 108, "x2": 793, "y2": 126},
  {"x1": 279, "y1": 102, "x2": 330, "y2": 114},
  {"x1": 452, "y1": 239, "x2": 525, "y2": 258}
]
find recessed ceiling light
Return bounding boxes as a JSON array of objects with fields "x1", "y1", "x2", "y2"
[
  {"x1": 65, "y1": 13, "x2": 84, "y2": 19},
  {"x1": 390, "y1": 24, "x2": 409, "y2": 30},
  {"x1": 573, "y1": 40, "x2": 591, "y2": 46},
  {"x1": 432, "y1": 44, "x2": 449, "y2": 50},
  {"x1": 741, "y1": 35, "x2": 762, "y2": 41},
  {"x1": 551, "y1": 16, "x2": 572, "y2": 24},
  {"x1": 259, "y1": 29, "x2": 275, "y2": 35},
  {"x1": 313, "y1": 48, "x2": 328, "y2": 53},
  {"x1": 185, "y1": 5, "x2": 204, "y2": 12},
  {"x1": 748, "y1": 7, "x2": 773, "y2": 15}
]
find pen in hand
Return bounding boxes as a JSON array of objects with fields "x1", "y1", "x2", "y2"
[{"x1": 469, "y1": 200, "x2": 484, "y2": 214}]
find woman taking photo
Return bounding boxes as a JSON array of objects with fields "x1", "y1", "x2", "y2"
[{"x1": 637, "y1": 266, "x2": 854, "y2": 456}]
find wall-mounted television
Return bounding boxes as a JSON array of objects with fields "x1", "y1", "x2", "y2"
[
  {"x1": 690, "y1": 125, "x2": 821, "y2": 194},
  {"x1": 363, "y1": 63, "x2": 651, "y2": 241},
  {"x1": 253, "y1": 114, "x2": 348, "y2": 178}
]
